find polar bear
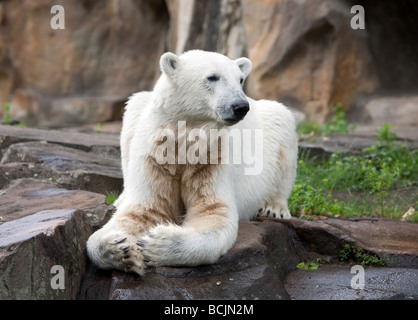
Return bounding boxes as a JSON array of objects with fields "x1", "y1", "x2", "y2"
[{"x1": 86, "y1": 50, "x2": 298, "y2": 275}]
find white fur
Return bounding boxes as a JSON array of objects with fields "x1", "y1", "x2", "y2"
[{"x1": 87, "y1": 50, "x2": 298, "y2": 275}]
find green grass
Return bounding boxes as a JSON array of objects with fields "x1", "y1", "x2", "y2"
[
  {"x1": 105, "y1": 191, "x2": 119, "y2": 205},
  {"x1": 291, "y1": 119, "x2": 418, "y2": 221}
]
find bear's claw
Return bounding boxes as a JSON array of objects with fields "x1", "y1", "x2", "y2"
[
  {"x1": 257, "y1": 205, "x2": 291, "y2": 219},
  {"x1": 113, "y1": 237, "x2": 127, "y2": 244},
  {"x1": 106, "y1": 235, "x2": 146, "y2": 275}
]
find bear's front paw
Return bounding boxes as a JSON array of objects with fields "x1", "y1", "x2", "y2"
[
  {"x1": 108, "y1": 235, "x2": 146, "y2": 275},
  {"x1": 137, "y1": 224, "x2": 184, "y2": 267},
  {"x1": 257, "y1": 205, "x2": 291, "y2": 219}
]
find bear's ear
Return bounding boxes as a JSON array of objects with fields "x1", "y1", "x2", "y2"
[
  {"x1": 160, "y1": 52, "x2": 179, "y2": 76},
  {"x1": 235, "y1": 57, "x2": 252, "y2": 78}
]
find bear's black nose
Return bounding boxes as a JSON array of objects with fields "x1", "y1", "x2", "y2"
[{"x1": 231, "y1": 101, "x2": 250, "y2": 119}]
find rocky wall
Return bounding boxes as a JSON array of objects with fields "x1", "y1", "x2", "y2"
[{"x1": 0, "y1": 0, "x2": 417, "y2": 126}]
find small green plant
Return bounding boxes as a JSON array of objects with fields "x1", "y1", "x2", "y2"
[
  {"x1": 339, "y1": 244, "x2": 388, "y2": 267},
  {"x1": 2, "y1": 103, "x2": 11, "y2": 125},
  {"x1": 377, "y1": 123, "x2": 398, "y2": 144},
  {"x1": 296, "y1": 260, "x2": 320, "y2": 270},
  {"x1": 323, "y1": 103, "x2": 356, "y2": 136},
  {"x1": 2, "y1": 103, "x2": 26, "y2": 127},
  {"x1": 339, "y1": 244, "x2": 353, "y2": 261},
  {"x1": 296, "y1": 257, "x2": 331, "y2": 270},
  {"x1": 105, "y1": 191, "x2": 119, "y2": 205}
]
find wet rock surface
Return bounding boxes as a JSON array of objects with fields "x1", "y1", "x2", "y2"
[
  {"x1": 285, "y1": 266, "x2": 418, "y2": 300},
  {"x1": 77, "y1": 218, "x2": 418, "y2": 300},
  {"x1": 0, "y1": 125, "x2": 417, "y2": 300},
  {"x1": 78, "y1": 221, "x2": 298, "y2": 300}
]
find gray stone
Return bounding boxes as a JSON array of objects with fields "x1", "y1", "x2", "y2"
[
  {"x1": 285, "y1": 265, "x2": 418, "y2": 300},
  {"x1": 283, "y1": 218, "x2": 418, "y2": 300},
  {"x1": 279, "y1": 218, "x2": 418, "y2": 268},
  {"x1": 0, "y1": 209, "x2": 92, "y2": 300},
  {"x1": 79, "y1": 221, "x2": 299, "y2": 300},
  {"x1": 0, "y1": 178, "x2": 113, "y2": 228},
  {"x1": 319, "y1": 218, "x2": 418, "y2": 268},
  {"x1": 365, "y1": 97, "x2": 418, "y2": 126},
  {"x1": 0, "y1": 124, "x2": 120, "y2": 154},
  {"x1": 1, "y1": 142, "x2": 122, "y2": 194},
  {"x1": 0, "y1": 124, "x2": 123, "y2": 194},
  {"x1": 79, "y1": 218, "x2": 418, "y2": 300}
]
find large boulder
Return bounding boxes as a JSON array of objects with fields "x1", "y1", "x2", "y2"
[
  {"x1": 0, "y1": 124, "x2": 122, "y2": 194},
  {"x1": 78, "y1": 217, "x2": 418, "y2": 300},
  {"x1": 241, "y1": 0, "x2": 378, "y2": 123},
  {"x1": 0, "y1": 209, "x2": 92, "y2": 299},
  {"x1": 0, "y1": 178, "x2": 113, "y2": 228},
  {"x1": 0, "y1": 0, "x2": 168, "y2": 127},
  {"x1": 0, "y1": 125, "x2": 120, "y2": 299},
  {"x1": 79, "y1": 221, "x2": 299, "y2": 300},
  {"x1": 365, "y1": 97, "x2": 418, "y2": 126},
  {"x1": 0, "y1": 124, "x2": 119, "y2": 154},
  {"x1": 1, "y1": 142, "x2": 122, "y2": 194}
]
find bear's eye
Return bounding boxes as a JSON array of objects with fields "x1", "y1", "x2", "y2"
[
  {"x1": 207, "y1": 74, "x2": 220, "y2": 82},
  {"x1": 240, "y1": 78, "x2": 244, "y2": 85}
]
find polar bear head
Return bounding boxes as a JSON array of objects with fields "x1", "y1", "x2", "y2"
[{"x1": 157, "y1": 50, "x2": 252, "y2": 126}]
